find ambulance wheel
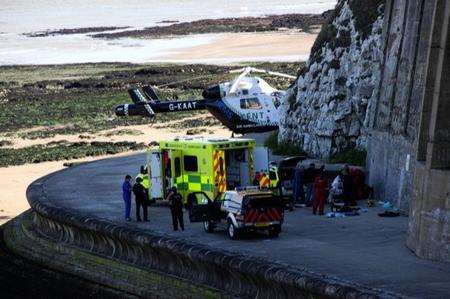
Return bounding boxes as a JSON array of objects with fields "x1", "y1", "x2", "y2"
[
  {"x1": 227, "y1": 222, "x2": 239, "y2": 240},
  {"x1": 268, "y1": 225, "x2": 281, "y2": 238},
  {"x1": 203, "y1": 221, "x2": 215, "y2": 233}
]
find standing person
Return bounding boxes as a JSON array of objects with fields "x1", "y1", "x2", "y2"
[
  {"x1": 313, "y1": 170, "x2": 327, "y2": 215},
  {"x1": 304, "y1": 163, "x2": 317, "y2": 206},
  {"x1": 252, "y1": 171, "x2": 261, "y2": 186},
  {"x1": 293, "y1": 164, "x2": 305, "y2": 204},
  {"x1": 136, "y1": 165, "x2": 150, "y2": 201},
  {"x1": 167, "y1": 187, "x2": 184, "y2": 231},
  {"x1": 122, "y1": 175, "x2": 132, "y2": 221},
  {"x1": 341, "y1": 165, "x2": 356, "y2": 206},
  {"x1": 132, "y1": 177, "x2": 148, "y2": 222}
]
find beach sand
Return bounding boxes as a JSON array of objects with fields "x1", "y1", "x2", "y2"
[{"x1": 159, "y1": 31, "x2": 318, "y2": 63}]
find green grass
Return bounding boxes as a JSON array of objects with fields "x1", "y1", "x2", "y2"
[
  {"x1": 264, "y1": 131, "x2": 307, "y2": 156},
  {"x1": 154, "y1": 116, "x2": 220, "y2": 130},
  {"x1": 328, "y1": 148, "x2": 367, "y2": 166},
  {"x1": 0, "y1": 62, "x2": 300, "y2": 136},
  {"x1": 0, "y1": 141, "x2": 146, "y2": 167},
  {"x1": 0, "y1": 90, "x2": 207, "y2": 135},
  {"x1": 103, "y1": 129, "x2": 143, "y2": 137},
  {"x1": 0, "y1": 63, "x2": 141, "y2": 85},
  {"x1": 0, "y1": 140, "x2": 12, "y2": 147}
]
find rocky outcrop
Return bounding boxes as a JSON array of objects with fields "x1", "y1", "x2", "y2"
[{"x1": 279, "y1": 0, "x2": 385, "y2": 158}]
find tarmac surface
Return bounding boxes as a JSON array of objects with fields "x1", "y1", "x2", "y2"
[{"x1": 42, "y1": 153, "x2": 450, "y2": 298}]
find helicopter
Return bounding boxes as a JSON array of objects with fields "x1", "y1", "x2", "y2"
[{"x1": 114, "y1": 67, "x2": 296, "y2": 134}]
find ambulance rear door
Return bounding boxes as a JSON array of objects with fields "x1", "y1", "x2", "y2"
[
  {"x1": 149, "y1": 150, "x2": 163, "y2": 199},
  {"x1": 170, "y1": 149, "x2": 183, "y2": 195},
  {"x1": 253, "y1": 146, "x2": 269, "y2": 174}
]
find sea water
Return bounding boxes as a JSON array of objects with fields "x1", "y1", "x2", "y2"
[{"x1": 0, "y1": 0, "x2": 337, "y2": 65}]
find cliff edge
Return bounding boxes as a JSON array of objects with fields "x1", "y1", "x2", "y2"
[{"x1": 279, "y1": 0, "x2": 385, "y2": 158}]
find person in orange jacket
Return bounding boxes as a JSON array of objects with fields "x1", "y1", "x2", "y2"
[{"x1": 313, "y1": 169, "x2": 328, "y2": 215}]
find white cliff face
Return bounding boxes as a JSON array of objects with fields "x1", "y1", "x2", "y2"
[{"x1": 279, "y1": 1, "x2": 384, "y2": 158}]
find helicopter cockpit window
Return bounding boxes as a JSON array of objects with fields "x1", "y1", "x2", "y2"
[
  {"x1": 271, "y1": 91, "x2": 283, "y2": 109},
  {"x1": 240, "y1": 98, "x2": 262, "y2": 110}
]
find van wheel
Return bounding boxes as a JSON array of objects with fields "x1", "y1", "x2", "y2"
[
  {"x1": 203, "y1": 221, "x2": 214, "y2": 233},
  {"x1": 268, "y1": 225, "x2": 281, "y2": 238},
  {"x1": 227, "y1": 222, "x2": 239, "y2": 240}
]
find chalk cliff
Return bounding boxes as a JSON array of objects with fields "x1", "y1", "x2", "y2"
[{"x1": 279, "y1": 0, "x2": 385, "y2": 158}]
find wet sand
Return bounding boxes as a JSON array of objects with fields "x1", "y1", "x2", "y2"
[{"x1": 157, "y1": 31, "x2": 318, "y2": 63}]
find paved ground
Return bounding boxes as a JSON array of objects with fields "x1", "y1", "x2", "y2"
[{"x1": 42, "y1": 153, "x2": 450, "y2": 298}]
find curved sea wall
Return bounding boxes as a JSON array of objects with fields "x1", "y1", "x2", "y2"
[{"x1": 2, "y1": 165, "x2": 400, "y2": 299}]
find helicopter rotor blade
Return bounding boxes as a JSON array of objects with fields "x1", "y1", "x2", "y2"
[
  {"x1": 228, "y1": 67, "x2": 246, "y2": 74},
  {"x1": 248, "y1": 67, "x2": 297, "y2": 79},
  {"x1": 229, "y1": 67, "x2": 252, "y2": 94}
]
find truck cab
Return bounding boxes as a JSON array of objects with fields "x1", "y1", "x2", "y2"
[{"x1": 188, "y1": 187, "x2": 284, "y2": 239}]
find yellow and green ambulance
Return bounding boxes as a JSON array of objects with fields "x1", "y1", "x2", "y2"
[{"x1": 147, "y1": 136, "x2": 269, "y2": 203}]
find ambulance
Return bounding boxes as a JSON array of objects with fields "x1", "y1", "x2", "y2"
[{"x1": 146, "y1": 137, "x2": 270, "y2": 203}]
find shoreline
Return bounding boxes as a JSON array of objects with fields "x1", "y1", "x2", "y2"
[
  {"x1": 22, "y1": 13, "x2": 329, "y2": 39},
  {"x1": 0, "y1": 12, "x2": 324, "y2": 66},
  {"x1": 0, "y1": 31, "x2": 316, "y2": 66}
]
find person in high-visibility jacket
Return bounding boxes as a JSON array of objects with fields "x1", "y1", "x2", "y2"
[{"x1": 136, "y1": 165, "x2": 151, "y2": 201}]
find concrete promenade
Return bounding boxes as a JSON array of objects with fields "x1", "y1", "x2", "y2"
[{"x1": 36, "y1": 152, "x2": 450, "y2": 298}]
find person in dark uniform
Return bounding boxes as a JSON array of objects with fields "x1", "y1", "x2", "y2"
[
  {"x1": 132, "y1": 177, "x2": 148, "y2": 222},
  {"x1": 252, "y1": 171, "x2": 261, "y2": 186},
  {"x1": 167, "y1": 187, "x2": 184, "y2": 231},
  {"x1": 341, "y1": 165, "x2": 356, "y2": 206},
  {"x1": 304, "y1": 163, "x2": 317, "y2": 206},
  {"x1": 293, "y1": 165, "x2": 305, "y2": 204}
]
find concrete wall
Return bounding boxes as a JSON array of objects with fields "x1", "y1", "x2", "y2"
[
  {"x1": 368, "y1": 0, "x2": 450, "y2": 262},
  {"x1": 367, "y1": 0, "x2": 440, "y2": 211},
  {"x1": 406, "y1": 0, "x2": 450, "y2": 262}
]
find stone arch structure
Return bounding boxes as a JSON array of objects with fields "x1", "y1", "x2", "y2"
[
  {"x1": 368, "y1": 0, "x2": 449, "y2": 262},
  {"x1": 407, "y1": 0, "x2": 450, "y2": 262}
]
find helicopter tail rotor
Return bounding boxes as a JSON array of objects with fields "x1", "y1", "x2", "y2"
[
  {"x1": 142, "y1": 85, "x2": 161, "y2": 102},
  {"x1": 127, "y1": 88, "x2": 155, "y2": 117}
]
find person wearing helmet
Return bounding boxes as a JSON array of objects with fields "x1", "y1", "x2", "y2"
[
  {"x1": 133, "y1": 176, "x2": 148, "y2": 222},
  {"x1": 167, "y1": 186, "x2": 184, "y2": 231}
]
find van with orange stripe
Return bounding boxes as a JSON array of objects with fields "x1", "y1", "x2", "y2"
[
  {"x1": 189, "y1": 187, "x2": 284, "y2": 239},
  {"x1": 147, "y1": 137, "x2": 268, "y2": 204}
]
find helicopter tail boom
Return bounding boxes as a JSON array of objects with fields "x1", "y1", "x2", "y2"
[{"x1": 115, "y1": 99, "x2": 207, "y2": 117}]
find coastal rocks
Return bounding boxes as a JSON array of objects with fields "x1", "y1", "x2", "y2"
[
  {"x1": 279, "y1": 0, "x2": 385, "y2": 158},
  {"x1": 24, "y1": 26, "x2": 130, "y2": 38},
  {"x1": 91, "y1": 14, "x2": 328, "y2": 39}
]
